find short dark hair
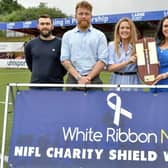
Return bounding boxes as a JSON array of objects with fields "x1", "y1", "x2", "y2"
[
  {"x1": 75, "y1": 0, "x2": 92, "y2": 13},
  {"x1": 37, "y1": 14, "x2": 53, "y2": 23}
]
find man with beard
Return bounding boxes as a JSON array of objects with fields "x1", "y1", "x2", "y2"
[
  {"x1": 61, "y1": 1, "x2": 108, "y2": 90},
  {"x1": 25, "y1": 14, "x2": 66, "y2": 89}
]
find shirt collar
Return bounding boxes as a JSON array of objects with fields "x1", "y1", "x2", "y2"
[
  {"x1": 119, "y1": 41, "x2": 133, "y2": 49},
  {"x1": 74, "y1": 25, "x2": 92, "y2": 33}
]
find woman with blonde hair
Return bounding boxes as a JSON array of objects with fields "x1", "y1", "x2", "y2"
[{"x1": 108, "y1": 17, "x2": 140, "y2": 90}]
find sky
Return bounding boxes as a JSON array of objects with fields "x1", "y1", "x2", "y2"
[{"x1": 17, "y1": 0, "x2": 168, "y2": 16}]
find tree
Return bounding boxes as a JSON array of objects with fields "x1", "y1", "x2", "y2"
[
  {"x1": 0, "y1": 0, "x2": 24, "y2": 15},
  {"x1": 0, "y1": 5, "x2": 67, "y2": 22}
]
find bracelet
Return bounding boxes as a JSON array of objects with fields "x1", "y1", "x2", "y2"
[{"x1": 76, "y1": 75, "x2": 82, "y2": 81}]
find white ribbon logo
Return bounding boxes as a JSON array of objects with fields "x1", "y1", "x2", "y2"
[{"x1": 107, "y1": 93, "x2": 132, "y2": 126}]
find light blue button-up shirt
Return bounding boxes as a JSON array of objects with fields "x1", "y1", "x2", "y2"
[
  {"x1": 61, "y1": 26, "x2": 108, "y2": 75},
  {"x1": 108, "y1": 41, "x2": 140, "y2": 89}
]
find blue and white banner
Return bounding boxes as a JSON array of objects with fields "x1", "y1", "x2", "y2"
[
  {"x1": 8, "y1": 90, "x2": 168, "y2": 168},
  {"x1": 0, "y1": 59, "x2": 27, "y2": 68},
  {"x1": 1, "y1": 10, "x2": 168, "y2": 30}
]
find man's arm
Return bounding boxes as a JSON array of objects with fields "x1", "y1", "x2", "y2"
[
  {"x1": 87, "y1": 60, "x2": 105, "y2": 80},
  {"x1": 62, "y1": 60, "x2": 90, "y2": 84},
  {"x1": 87, "y1": 32, "x2": 108, "y2": 80},
  {"x1": 62, "y1": 60, "x2": 81, "y2": 80},
  {"x1": 24, "y1": 43, "x2": 32, "y2": 71}
]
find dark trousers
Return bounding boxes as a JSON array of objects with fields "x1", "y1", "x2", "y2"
[{"x1": 66, "y1": 74, "x2": 103, "y2": 91}]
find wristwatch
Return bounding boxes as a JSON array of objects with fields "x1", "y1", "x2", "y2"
[{"x1": 76, "y1": 75, "x2": 82, "y2": 81}]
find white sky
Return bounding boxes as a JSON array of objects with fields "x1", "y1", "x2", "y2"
[{"x1": 18, "y1": 0, "x2": 168, "y2": 16}]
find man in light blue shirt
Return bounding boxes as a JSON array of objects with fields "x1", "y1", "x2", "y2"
[{"x1": 61, "y1": 0, "x2": 108, "y2": 90}]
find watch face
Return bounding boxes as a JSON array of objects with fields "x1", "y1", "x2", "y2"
[{"x1": 77, "y1": 75, "x2": 82, "y2": 81}]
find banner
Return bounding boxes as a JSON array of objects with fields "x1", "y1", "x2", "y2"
[
  {"x1": 8, "y1": 90, "x2": 168, "y2": 168},
  {"x1": 0, "y1": 59, "x2": 27, "y2": 68},
  {"x1": 1, "y1": 10, "x2": 168, "y2": 31},
  {"x1": 0, "y1": 42, "x2": 24, "y2": 53}
]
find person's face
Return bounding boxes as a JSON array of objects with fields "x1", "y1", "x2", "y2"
[
  {"x1": 75, "y1": 7, "x2": 92, "y2": 30},
  {"x1": 162, "y1": 19, "x2": 168, "y2": 39},
  {"x1": 37, "y1": 17, "x2": 53, "y2": 38},
  {"x1": 118, "y1": 21, "x2": 131, "y2": 40}
]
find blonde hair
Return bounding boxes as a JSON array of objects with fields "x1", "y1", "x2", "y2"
[{"x1": 113, "y1": 17, "x2": 137, "y2": 57}]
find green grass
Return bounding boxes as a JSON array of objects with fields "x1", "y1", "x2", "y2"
[
  {"x1": 0, "y1": 68, "x2": 31, "y2": 167},
  {"x1": 0, "y1": 68, "x2": 110, "y2": 165}
]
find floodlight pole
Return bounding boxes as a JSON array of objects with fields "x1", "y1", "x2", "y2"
[{"x1": 0, "y1": 85, "x2": 10, "y2": 168}]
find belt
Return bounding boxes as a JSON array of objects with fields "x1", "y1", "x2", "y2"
[{"x1": 114, "y1": 71, "x2": 137, "y2": 75}]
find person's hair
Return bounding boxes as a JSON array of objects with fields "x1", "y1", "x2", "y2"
[
  {"x1": 75, "y1": 0, "x2": 92, "y2": 13},
  {"x1": 156, "y1": 15, "x2": 168, "y2": 46},
  {"x1": 37, "y1": 14, "x2": 53, "y2": 24},
  {"x1": 113, "y1": 17, "x2": 137, "y2": 57}
]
